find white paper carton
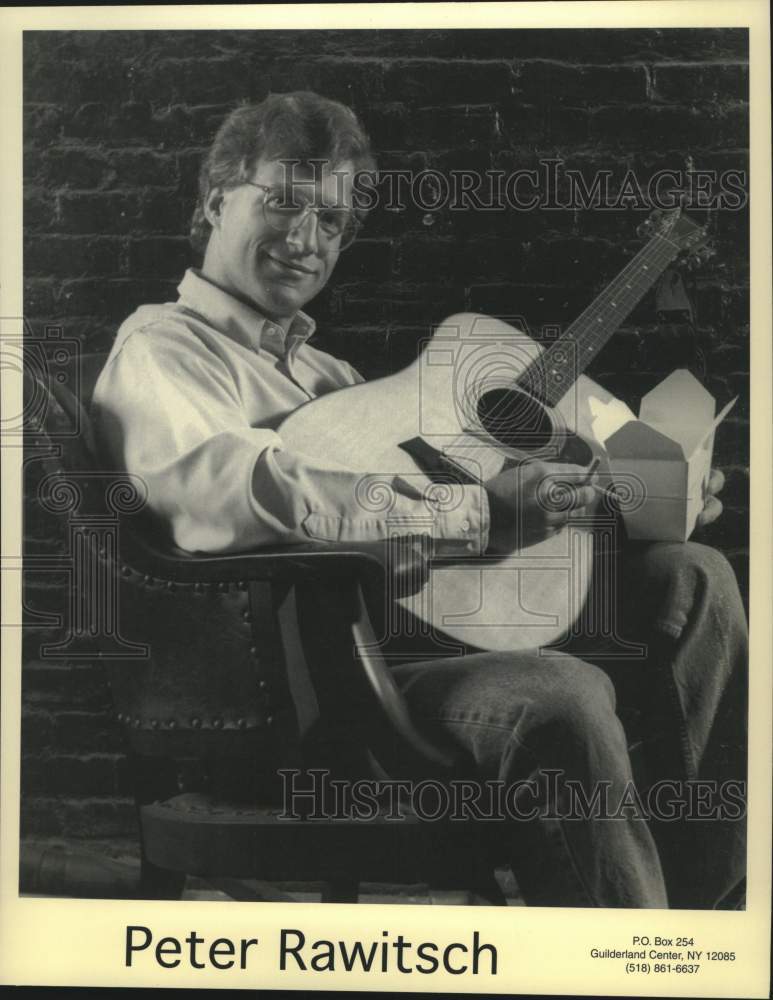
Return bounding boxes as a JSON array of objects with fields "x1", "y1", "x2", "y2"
[{"x1": 602, "y1": 370, "x2": 737, "y2": 542}]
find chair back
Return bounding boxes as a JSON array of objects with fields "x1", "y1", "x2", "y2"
[
  {"x1": 27, "y1": 349, "x2": 289, "y2": 791},
  {"x1": 27, "y1": 345, "x2": 451, "y2": 807}
]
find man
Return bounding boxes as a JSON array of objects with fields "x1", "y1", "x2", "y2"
[{"x1": 92, "y1": 91, "x2": 747, "y2": 908}]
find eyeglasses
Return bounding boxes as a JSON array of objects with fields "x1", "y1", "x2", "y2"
[{"x1": 244, "y1": 181, "x2": 362, "y2": 251}]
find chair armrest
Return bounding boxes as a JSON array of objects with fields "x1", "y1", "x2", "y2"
[
  {"x1": 346, "y1": 586, "x2": 462, "y2": 775},
  {"x1": 121, "y1": 521, "x2": 430, "y2": 596},
  {"x1": 120, "y1": 522, "x2": 455, "y2": 774}
]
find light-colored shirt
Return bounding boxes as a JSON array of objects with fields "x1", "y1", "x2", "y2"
[{"x1": 91, "y1": 269, "x2": 490, "y2": 555}]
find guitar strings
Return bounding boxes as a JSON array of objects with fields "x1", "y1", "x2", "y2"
[
  {"x1": 439, "y1": 228, "x2": 689, "y2": 476},
  {"x1": 543, "y1": 212, "x2": 702, "y2": 366},
  {"x1": 538, "y1": 232, "x2": 684, "y2": 387}
]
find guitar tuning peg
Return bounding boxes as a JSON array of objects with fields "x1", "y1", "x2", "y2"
[
  {"x1": 674, "y1": 254, "x2": 696, "y2": 272},
  {"x1": 685, "y1": 246, "x2": 716, "y2": 272}
]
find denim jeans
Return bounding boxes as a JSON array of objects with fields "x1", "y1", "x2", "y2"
[{"x1": 391, "y1": 542, "x2": 748, "y2": 909}]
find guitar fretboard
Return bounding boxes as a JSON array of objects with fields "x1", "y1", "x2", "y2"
[
  {"x1": 520, "y1": 227, "x2": 690, "y2": 406},
  {"x1": 438, "y1": 212, "x2": 703, "y2": 480}
]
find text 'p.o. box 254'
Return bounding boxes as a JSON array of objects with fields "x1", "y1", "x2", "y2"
[{"x1": 603, "y1": 369, "x2": 737, "y2": 542}]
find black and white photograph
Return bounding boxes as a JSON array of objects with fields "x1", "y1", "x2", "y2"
[{"x1": 2, "y1": 3, "x2": 771, "y2": 994}]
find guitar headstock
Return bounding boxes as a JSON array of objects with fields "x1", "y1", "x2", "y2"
[{"x1": 637, "y1": 208, "x2": 713, "y2": 268}]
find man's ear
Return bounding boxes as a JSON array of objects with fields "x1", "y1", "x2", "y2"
[{"x1": 203, "y1": 186, "x2": 226, "y2": 228}]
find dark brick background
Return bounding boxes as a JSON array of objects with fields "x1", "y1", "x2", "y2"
[{"x1": 21, "y1": 28, "x2": 749, "y2": 854}]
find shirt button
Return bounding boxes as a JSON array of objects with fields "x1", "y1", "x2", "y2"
[{"x1": 461, "y1": 520, "x2": 471, "y2": 533}]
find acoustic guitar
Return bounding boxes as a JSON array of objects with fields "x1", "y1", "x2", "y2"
[{"x1": 280, "y1": 209, "x2": 708, "y2": 652}]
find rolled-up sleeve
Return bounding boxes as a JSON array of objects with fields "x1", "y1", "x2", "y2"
[
  {"x1": 92, "y1": 325, "x2": 489, "y2": 555},
  {"x1": 261, "y1": 450, "x2": 488, "y2": 553}
]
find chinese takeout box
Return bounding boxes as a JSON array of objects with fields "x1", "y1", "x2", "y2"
[{"x1": 602, "y1": 370, "x2": 736, "y2": 542}]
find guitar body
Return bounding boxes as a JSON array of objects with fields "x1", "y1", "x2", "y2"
[
  {"x1": 280, "y1": 214, "x2": 707, "y2": 651},
  {"x1": 281, "y1": 313, "x2": 620, "y2": 653}
]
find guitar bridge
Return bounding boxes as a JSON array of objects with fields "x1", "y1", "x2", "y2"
[{"x1": 398, "y1": 437, "x2": 481, "y2": 485}]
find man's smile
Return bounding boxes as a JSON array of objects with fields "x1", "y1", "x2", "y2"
[
  {"x1": 263, "y1": 251, "x2": 317, "y2": 276},
  {"x1": 202, "y1": 155, "x2": 353, "y2": 317}
]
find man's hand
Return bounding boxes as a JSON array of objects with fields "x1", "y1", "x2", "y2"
[
  {"x1": 485, "y1": 460, "x2": 599, "y2": 553},
  {"x1": 696, "y1": 467, "x2": 725, "y2": 528}
]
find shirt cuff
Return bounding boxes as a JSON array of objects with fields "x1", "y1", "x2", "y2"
[
  {"x1": 390, "y1": 477, "x2": 490, "y2": 555},
  {"x1": 430, "y1": 482, "x2": 490, "y2": 555},
  {"x1": 300, "y1": 479, "x2": 490, "y2": 554}
]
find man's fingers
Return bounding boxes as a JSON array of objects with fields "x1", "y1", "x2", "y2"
[
  {"x1": 546, "y1": 462, "x2": 591, "y2": 476},
  {"x1": 569, "y1": 484, "x2": 599, "y2": 510},
  {"x1": 707, "y1": 467, "x2": 725, "y2": 496},
  {"x1": 541, "y1": 482, "x2": 598, "y2": 512},
  {"x1": 696, "y1": 495, "x2": 723, "y2": 527}
]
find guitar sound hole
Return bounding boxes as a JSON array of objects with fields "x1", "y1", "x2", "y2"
[
  {"x1": 477, "y1": 388, "x2": 556, "y2": 453},
  {"x1": 477, "y1": 388, "x2": 594, "y2": 465}
]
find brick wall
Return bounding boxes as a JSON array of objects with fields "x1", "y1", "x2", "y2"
[{"x1": 21, "y1": 28, "x2": 749, "y2": 851}]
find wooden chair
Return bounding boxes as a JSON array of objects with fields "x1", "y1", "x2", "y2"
[{"x1": 23, "y1": 347, "x2": 507, "y2": 905}]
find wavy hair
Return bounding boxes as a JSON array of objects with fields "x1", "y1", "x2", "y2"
[{"x1": 190, "y1": 91, "x2": 376, "y2": 253}]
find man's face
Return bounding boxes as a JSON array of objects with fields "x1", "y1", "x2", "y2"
[{"x1": 202, "y1": 157, "x2": 356, "y2": 323}]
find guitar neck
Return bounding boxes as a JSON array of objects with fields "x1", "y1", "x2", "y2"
[{"x1": 523, "y1": 229, "x2": 688, "y2": 406}]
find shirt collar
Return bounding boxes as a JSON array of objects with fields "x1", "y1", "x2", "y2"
[{"x1": 175, "y1": 268, "x2": 316, "y2": 357}]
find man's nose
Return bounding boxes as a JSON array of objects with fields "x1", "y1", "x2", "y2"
[{"x1": 284, "y1": 209, "x2": 321, "y2": 255}]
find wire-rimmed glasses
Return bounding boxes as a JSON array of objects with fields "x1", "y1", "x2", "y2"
[{"x1": 244, "y1": 181, "x2": 362, "y2": 251}]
